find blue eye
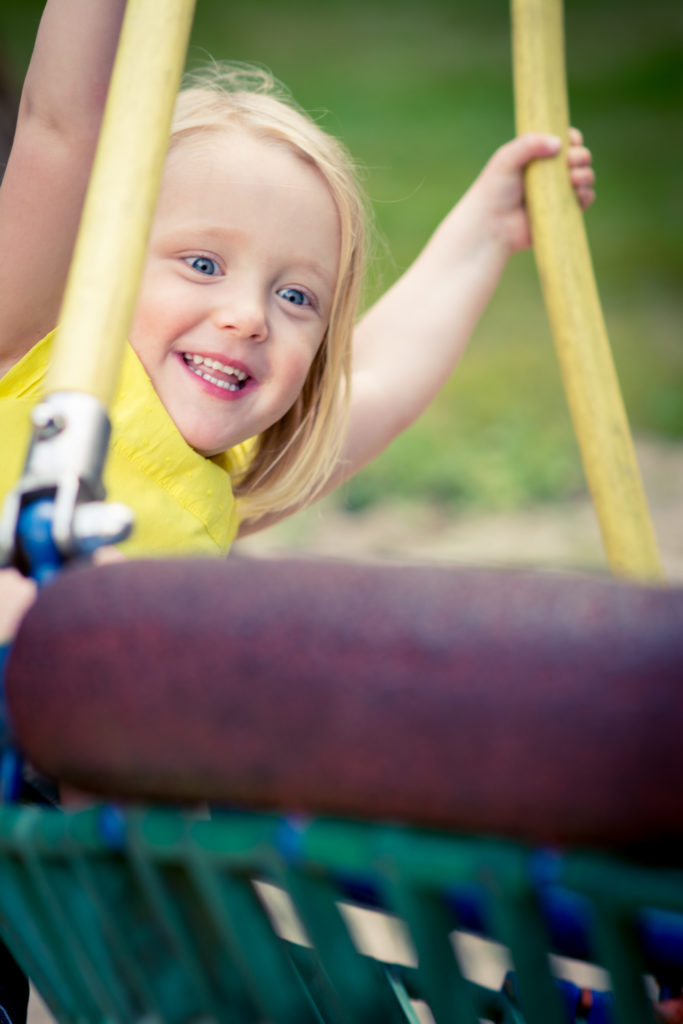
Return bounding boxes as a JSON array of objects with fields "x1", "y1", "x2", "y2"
[
  {"x1": 186, "y1": 256, "x2": 220, "y2": 276},
  {"x1": 278, "y1": 287, "x2": 310, "y2": 307}
]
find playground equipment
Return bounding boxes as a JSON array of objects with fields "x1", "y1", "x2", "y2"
[
  {"x1": 511, "y1": 0, "x2": 663, "y2": 583},
  {"x1": 2, "y1": 560, "x2": 683, "y2": 1023},
  {"x1": 1, "y1": 1, "x2": 681, "y2": 1022}
]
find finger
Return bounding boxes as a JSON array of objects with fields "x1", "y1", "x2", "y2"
[
  {"x1": 575, "y1": 186, "x2": 595, "y2": 211},
  {"x1": 93, "y1": 545, "x2": 127, "y2": 565},
  {"x1": 0, "y1": 569, "x2": 37, "y2": 643},
  {"x1": 568, "y1": 145, "x2": 593, "y2": 168},
  {"x1": 570, "y1": 166, "x2": 596, "y2": 189},
  {"x1": 568, "y1": 126, "x2": 584, "y2": 145}
]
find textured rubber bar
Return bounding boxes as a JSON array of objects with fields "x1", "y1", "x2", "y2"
[{"x1": 6, "y1": 557, "x2": 683, "y2": 846}]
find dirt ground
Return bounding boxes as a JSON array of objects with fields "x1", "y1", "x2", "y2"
[
  {"x1": 236, "y1": 438, "x2": 683, "y2": 581},
  {"x1": 25, "y1": 438, "x2": 682, "y2": 1024}
]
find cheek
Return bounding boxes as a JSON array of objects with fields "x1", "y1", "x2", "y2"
[
  {"x1": 131, "y1": 261, "x2": 186, "y2": 331},
  {"x1": 266, "y1": 347, "x2": 319, "y2": 427},
  {"x1": 127, "y1": 307, "x2": 160, "y2": 376},
  {"x1": 282, "y1": 338, "x2": 322, "y2": 398},
  {"x1": 128, "y1": 304, "x2": 150, "y2": 347},
  {"x1": 129, "y1": 279, "x2": 184, "y2": 360},
  {"x1": 129, "y1": 278, "x2": 159, "y2": 348}
]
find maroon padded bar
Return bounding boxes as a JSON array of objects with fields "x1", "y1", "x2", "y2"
[{"x1": 6, "y1": 556, "x2": 683, "y2": 846}]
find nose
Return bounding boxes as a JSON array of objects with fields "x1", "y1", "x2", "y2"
[{"x1": 210, "y1": 284, "x2": 268, "y2": 343}]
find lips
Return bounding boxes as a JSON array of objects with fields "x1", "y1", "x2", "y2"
[{"x1": 182, "y1": 352, "x2": 249, "y2": 391}]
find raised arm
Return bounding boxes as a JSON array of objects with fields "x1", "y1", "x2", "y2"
[
  {"x1": 340, "y1": 130, "x2": 594, "y2": 480},
  {"x1": 0, "y1": 0, "x2": 126, "y2": 375},
  {"x1": 237, "y1": 130, "x2": 593, "y2": 537}
]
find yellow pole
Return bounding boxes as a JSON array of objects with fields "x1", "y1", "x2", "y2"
[
  {"x1": 511, "y1": 0, "x2": 664, "y2": 583},
  {"x1": 44, "y1": 0, "x2": 196, "y2": 407}
]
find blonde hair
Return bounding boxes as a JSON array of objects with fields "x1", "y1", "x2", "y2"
[{"x1": 170, "y1": 63, "x2": 369, "y2": 528}]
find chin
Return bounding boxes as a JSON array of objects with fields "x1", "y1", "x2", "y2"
[
  {"x1": 177, "y1": 427, "x2": 226, "y2": 457},
  {"x1": 173, "y1": 417, "x2": 230, "y2": 457},
  {"x1": 189, "y1": 439, "x2": 228, "y2": 458}
]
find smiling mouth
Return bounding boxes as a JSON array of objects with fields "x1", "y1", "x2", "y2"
[{"x1": 182, "y1": 353, "x2": 249, "y2": 391}]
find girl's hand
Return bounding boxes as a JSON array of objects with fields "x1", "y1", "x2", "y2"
[
  {"x1": 0, "y1": 548, "x2": 124, "y2": 645},
  {"x1": 475, "y1": 126, "x2": 595, "y2": 255},
  {"x1": 93, "y1": 545, "x2": 127, "y2": 566},
  {"x1": 566, "y1": 126, "x2": 596, "y2": 210},
  {"x1": 338, "y1": 127, "x2": 595, "y2": 494},
  {"x1": 0, "y1": 569, "x2": 37, "y2": 644}
]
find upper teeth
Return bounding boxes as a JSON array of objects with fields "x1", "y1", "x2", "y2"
[
  {"x1": 189, "y1": 353, "x2": 247, "y2": 381},
  {"x1": 183, "y1": 353, "x2": 248, "y2": 391}
]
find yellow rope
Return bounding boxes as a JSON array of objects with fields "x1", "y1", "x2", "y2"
[
  {"x1": 511, "y1": 0, "x2": 664, "y2": 582},
  {"x1": 45, "y1": 0, "x2": 196, "y2": 407}
]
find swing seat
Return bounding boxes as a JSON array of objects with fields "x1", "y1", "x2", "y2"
[{"x1": 1, "y1": 556, "x2": 683, "y2": 1024}]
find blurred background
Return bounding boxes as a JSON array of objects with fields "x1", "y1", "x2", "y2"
[
  {"x1": 1, "y1": 0, "x2": 681, "y2": 573},
  {"x1": 1, "y1": 11, "x2": 679, "y2": 1022}
]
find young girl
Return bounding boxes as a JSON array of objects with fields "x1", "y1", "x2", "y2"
[
  {"x1": 0, "y1": 0, "x2": 595, "y2": 568},
  {"x1": 0, "y1": 0, "x2": 595, "y2": 646}
]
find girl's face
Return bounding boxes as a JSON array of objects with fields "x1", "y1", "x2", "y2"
[{"x1": 129, "y1": 129, "x2": 341, "y2": 456}]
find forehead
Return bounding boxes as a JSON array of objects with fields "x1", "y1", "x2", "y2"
[
  {"x1": 164, "y1": 126, "x2": 322, "y2": 188},
  {"x1": 155, "y1": 129, "x2": 341, "y2": 267}
]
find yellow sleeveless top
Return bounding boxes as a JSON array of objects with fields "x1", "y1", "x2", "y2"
[{"x1": 0, "y1": 333, "x2": 251, "y2": 558}]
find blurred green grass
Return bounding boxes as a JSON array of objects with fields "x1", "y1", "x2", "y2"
[{"x1": 2, "y1": 0, "x2": 681, "y2": 512}]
